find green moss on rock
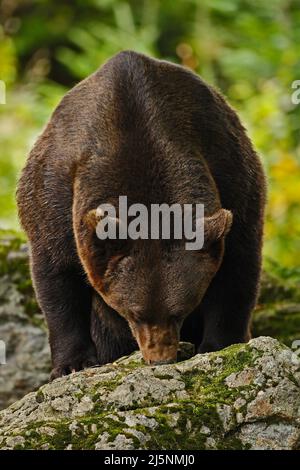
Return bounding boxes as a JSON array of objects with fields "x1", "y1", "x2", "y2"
[
  {"x1": 0, "y1": 230, "x2": 39, "y2": 320},
  {"x1": 0, "y1": 337, "x2": 299, "y2": 450}
]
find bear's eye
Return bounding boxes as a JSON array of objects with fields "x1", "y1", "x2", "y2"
[
  {"x1": 128, "y1": 306, "x2": 146, "y2": 324},
  {"x1": 93, "y1": 234, "x2": 132, "y2": 263},
  {"x1": 127, "y1": 314, "x2": 144, "y2": 327}
]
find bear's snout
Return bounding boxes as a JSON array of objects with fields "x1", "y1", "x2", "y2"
[{"x1": 132, "y1": 322, "x2": 179, "y2": 366}]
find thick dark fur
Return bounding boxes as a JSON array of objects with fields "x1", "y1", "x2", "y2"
[{"x1": 17, "y1": 51, "x2": 266, "y2": 378}]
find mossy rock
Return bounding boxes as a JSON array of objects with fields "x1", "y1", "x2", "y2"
[
  {"x1": 253, "y1": 271, "x2": 300, "y2": 346},
  {"x1": 0, "y1": 230, "x2": 40, "y2": 322},
  {"x1": 0, "y1": 231, "x2": 50, "y2": 409},
  {"x1": 0, "y1": 337, "x2": 299, "y2": 450}
]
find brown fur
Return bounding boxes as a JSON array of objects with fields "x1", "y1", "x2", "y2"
[{"x1": 17, "y1": 51, "x2": 266, "y2": 378}]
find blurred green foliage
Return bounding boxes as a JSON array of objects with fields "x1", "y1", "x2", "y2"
[{"x1": 0, "y1": 0, "x2": 299, "y2": 266}]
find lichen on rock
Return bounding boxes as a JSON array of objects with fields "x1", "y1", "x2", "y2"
[{"x1": 0, "y1": 337, "x2": 299, "y2": 450}]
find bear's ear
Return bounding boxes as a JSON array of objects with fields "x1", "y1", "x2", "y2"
[
  {"x1": 84, "y1": 208, "x2": 120, "y2": 231},
  {"x1": 85, "y1": 209, "x2": 100, "y2": 230},
  {"x1": 203, "y1": 209, "x2": 233, "y2": 248},
  {"x1": 84, "y1": 208, "x2": 125, "y2": 242}
]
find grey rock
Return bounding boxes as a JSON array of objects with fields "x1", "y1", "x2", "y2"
[
  {"x1": 0, "y1": 336, "x2": 299, "y2": 450},
  {"x1": 0, "y1": 236, "x2": 51, "y2": 410}
]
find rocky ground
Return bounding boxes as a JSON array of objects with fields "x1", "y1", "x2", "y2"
[
  {"x1": 0, "y1": 231, "x2": 299, "y2": 449},
  {"x1": 0, "y1": 233, "x2": 50, "y2": 409},
  {"x1": 0, "y1": 337, "x2": 299, "y2": 450}
]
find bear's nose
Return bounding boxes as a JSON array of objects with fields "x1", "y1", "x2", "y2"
[{"x1": 149, "y1": 358, "x2": 177, "y2": 366}]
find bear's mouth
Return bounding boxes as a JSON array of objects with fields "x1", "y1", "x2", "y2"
[{"x1": 131, "y1": 322, "x2": 180, "y2": 366}]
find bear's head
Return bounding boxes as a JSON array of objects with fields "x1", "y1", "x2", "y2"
[{"x1": 78, "y1": 207, "x2": 232, "y2": 365}]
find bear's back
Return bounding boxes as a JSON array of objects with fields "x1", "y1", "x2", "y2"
[
  {"x1": 46, "y1": 50, "x2": 222, "y2": 158},
  {"x1": 18, "y1": 51, "x2": 265, "y2": 239}
]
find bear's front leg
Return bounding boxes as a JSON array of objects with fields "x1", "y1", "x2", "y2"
[{"x1": 31, "y1": 251, "x2": 98, "y2": 379}]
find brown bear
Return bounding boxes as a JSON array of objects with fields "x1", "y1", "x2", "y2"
[{"x1": 17, "y1": 50, "x2": 266, "y2": 379}]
